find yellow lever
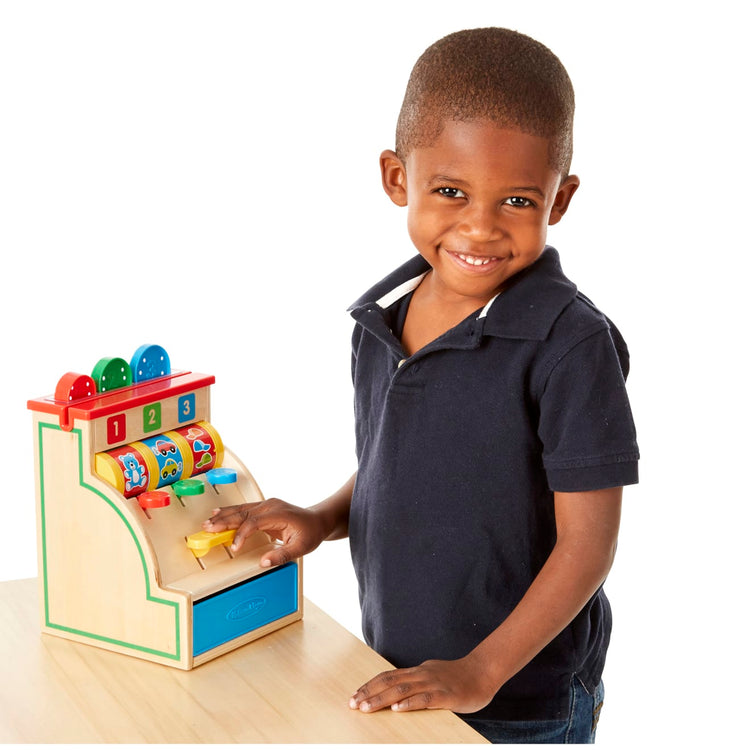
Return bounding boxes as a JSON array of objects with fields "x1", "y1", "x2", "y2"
[{"x1": 186, "y1": 529, "x2": 236, "y2": 558}]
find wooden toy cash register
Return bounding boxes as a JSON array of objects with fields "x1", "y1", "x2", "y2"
[{"x1": 27, "y1": 344, "x2": 302, "y2": 669}]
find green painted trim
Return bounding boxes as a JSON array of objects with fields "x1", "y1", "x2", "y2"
[{"x1": 37, "y1": 421, "x2": 182, "y2": 661}]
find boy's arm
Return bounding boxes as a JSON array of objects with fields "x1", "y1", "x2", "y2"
[
  {"x1": 202, "y1": 472, "x2": 355, "y2": 568},
  {"x1": 349, "y1": 486, "x2": 622, "y2": 715}
]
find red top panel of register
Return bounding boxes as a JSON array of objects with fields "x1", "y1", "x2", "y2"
[{"x1": 27, "y1": 371, "x2": 215, "y2": 429}]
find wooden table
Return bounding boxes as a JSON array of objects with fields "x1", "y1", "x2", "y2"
[{"x1": 0, "y1": 578, "x2": 484, "y2": 743}]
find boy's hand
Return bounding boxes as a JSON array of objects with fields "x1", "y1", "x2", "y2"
[
  {"x1": 349, "y1": 488, "x2": 621, "y2": 718},
  {"x1": 348, "y1": 653, "x2": 497, "y2": 715},
  {"x1": 202, "y1": 498, "x2": 326, "y2": 567}
]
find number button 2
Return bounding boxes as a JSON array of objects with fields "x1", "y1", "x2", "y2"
[{"x1": 143, "y1": 403, "x2": 162, "y2": 433}]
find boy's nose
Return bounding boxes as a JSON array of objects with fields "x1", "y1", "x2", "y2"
[{"x1": 456, "y1": 203, "x2": 501, "y2": 241}]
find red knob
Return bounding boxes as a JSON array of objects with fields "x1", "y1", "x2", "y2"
[{"x1": 138, "y1": 491, "x2": 171, "y2": 509}]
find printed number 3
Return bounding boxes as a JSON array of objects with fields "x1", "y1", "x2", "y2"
[{"x1": 179, "y1": 394, "x2": 196, "y2": 423}]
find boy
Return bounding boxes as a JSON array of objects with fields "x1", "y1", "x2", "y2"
[{"x1": 204, "y1": 28, "x2": 639, "y2": 744}]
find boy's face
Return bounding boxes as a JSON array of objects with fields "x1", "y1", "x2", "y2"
[{"x1": 381, "y1": 120, "x2": 579, "y2": 306}]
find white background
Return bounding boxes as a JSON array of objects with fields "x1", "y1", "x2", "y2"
[{"x1": 1, "y1": 1, "x2": 747, "y2": 746}]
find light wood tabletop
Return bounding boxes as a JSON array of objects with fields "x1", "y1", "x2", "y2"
[{"x1": 0, "y1": 578, "x2": 485, "y2": 743}]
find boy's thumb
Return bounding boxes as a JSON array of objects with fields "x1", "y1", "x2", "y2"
[{"x1": 260, "y1": 545, "x2": 297, "y2": 568}]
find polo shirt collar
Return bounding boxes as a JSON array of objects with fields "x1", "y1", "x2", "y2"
[
  {"x1": 348, "y1": 246, "x2": 577, "y2": 343},
  {"x1": 348, "y1": 255, "x2": 432, "y2": 312},
  {"x1": 481, "y1": 247, "x2": 578, "y2": 341}
]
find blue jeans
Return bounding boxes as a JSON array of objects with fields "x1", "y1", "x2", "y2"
[{"x1": 464, "y1": 677, "x2": 604, "y2": 744}]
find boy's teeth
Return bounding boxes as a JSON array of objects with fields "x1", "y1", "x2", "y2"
[{"x1": 458, "y1": 253, "x2": 493, "y2": 266}]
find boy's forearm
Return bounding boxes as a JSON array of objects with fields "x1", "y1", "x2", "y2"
[
  {"x1": 468, "y1": 542, "x2": 613, "y2": 694},
  {"x1": 308, "y1": 472, "x2": 356, "y2": 541},
  {"x1": 348, "y1": 488, "x2": 622, "y2": 716},
  {"x1": 470, "y1": 487, "x2": 622, "y2": 695}
]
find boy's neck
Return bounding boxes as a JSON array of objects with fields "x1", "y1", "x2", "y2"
[{"x1": 400, "y1": 270, "x2": 489, "y2": 356}]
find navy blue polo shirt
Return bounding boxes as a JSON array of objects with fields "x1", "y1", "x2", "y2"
[{"x1": 347, "y1": 247, "x2": 639, "y2": 721}]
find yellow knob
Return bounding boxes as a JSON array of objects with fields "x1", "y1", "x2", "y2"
[{"x1": 186, "y1": 529, "x2": 236, "y2": 558}]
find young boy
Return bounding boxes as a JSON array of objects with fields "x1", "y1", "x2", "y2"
[{"x1": 204, "y1": 28, "x2": 639, "y2": 744}]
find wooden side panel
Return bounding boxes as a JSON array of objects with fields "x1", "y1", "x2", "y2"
[{"x1": 34, "y1": 417, "x2": 189, "y2": 667}]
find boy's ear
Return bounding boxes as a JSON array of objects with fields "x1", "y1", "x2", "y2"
[
  {"x1": 548, "y1": 175, "x2": 580, "y2": 225},
  {"x1": 380, "y1": 150, "x2": 408, "y2": 207}
]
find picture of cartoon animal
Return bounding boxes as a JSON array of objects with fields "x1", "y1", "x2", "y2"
[{"x1": 118, "y1": 452, "x2": 148, "y2": 492}]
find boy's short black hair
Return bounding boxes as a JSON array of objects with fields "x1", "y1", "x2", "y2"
[{"x1": 395, "y1": 28, "x2": 575, "y2": 176}]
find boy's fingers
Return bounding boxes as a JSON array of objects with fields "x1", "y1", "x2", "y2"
[
  {"x1": 259, "y1": 545, "x2": 295, "y2": 568},
  {"x1": 390, "y1": 692, "x2": 435, "y2": 711},
  {"x1": 230, "y1": 515, "x2": 283, "y2": 551},
  {"x1": 202, "y1": 503, "x2": 269, "y2": 533},
  {"x1": 231, "y1": 512, "x2": 303, "y2": 554},
  {"x1": 259, "y1": 528, "x2": 315, "y2": 566},
  {"x1": 202, "y1": 505, "x2": 251, "y2": 530},
  {"x1": 201, "y1": 500, "x2": 316, "y2": 559},
  {"x1": 350, "y1": 669, "x2": 426, "y2": 712}
]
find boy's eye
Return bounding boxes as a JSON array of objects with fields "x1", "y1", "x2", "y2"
[
  {"x1": 436, "y1": 187, "x2": 466, "y2": 198},
  {"x1": 505, "y1": 196, "x2": 533, "y2": 208}
]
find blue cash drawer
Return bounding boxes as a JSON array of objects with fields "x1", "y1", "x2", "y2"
[{"x1": 193, "y1": 562, "x2": 298, "y2": 656}]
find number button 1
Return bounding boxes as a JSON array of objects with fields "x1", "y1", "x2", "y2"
[{"x1": 106, "y1": 414, "x2": 127, "y2": 445}]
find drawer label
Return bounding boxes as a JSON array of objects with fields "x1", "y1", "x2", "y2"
[{"x1": 227, "y1": 597, "x2": 267, "y2": 621}]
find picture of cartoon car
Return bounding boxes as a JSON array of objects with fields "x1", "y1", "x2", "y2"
[
  {"x1": 161, "y1": 458, "x2": 182, "y2": 481},
  {"x1": 154, "y1": 439, "x2": 177, "y2": 457}
]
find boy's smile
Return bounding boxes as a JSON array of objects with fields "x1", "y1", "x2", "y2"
[{"x1": 381, "y1": 120, "x2": 579, "y2": 310}]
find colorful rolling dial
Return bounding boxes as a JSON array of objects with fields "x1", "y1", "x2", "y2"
[
  {"x1": 95, "y1": 422, "x2": 225, "y2": 496},
  {"x1": 95, "y1": 443, "x2": 155, "y2": 498},
  {"x1": 173, "y1": 421, "x2": 224, "y2": 475},
  {"x1": 140, "y1": 432, "x2": 189, "y2": 488}
]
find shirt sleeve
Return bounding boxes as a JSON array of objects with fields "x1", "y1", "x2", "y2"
[{"x1": 537, "y1": 325, "x2": 640, "y2": 492}]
